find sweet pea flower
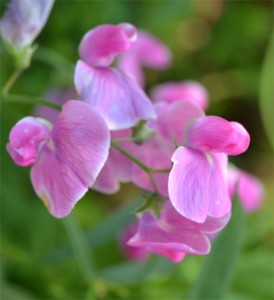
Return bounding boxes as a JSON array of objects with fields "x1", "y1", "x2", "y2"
[
  {"x1": 0, "y1": 0, "x2": 54, "y2": 67},
  {"x1": 7, "y1": 101, "x2": 110, "y2": 218},
  {"x1": 150, "y1": 81, "x2": 209, "y2": 110},
  {"x1": 74, "y1": 23, "x2": 156, "y2": 130},
  {"x1": 228, "y1": 166, "x2": 264, "y2": 212},
  {"x1": 128, "y1": 200, "x2": 230, "y2": 262},
  {"x1": 118, "y1": 30, "x2": 171, "y2": 87},
  {"x1": 168, "y1": 116, "x2": 250, "y2": 222}
]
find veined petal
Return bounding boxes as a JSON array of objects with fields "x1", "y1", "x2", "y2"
[
  {"x1": 79, "y1": 23, "x2": 137, "y2": 67},
  {"x1": 74, "y1": 60, "x2": 156, "y2": 130},
  {"x1": 151, "y1": 81, "x2": 208, "y2": 110},
  {"x1": 7, "y1": 117, "x2": 51, "y2": 167},
  {"x1": 183, "y1": 116, "x2": 250, "y2": 155},
  {"x1": 169, "y1": 147, "x2": 231, "y2": 222},
  {"x1": 31, "y1": 100, "x2": 110, "y2": 218}
]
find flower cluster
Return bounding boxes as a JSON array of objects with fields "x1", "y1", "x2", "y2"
[{"x1": 3, "y1": 8, "x2": 263, "y2": 263}]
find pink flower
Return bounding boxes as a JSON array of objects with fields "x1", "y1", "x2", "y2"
[
  {"x1": 74, "y1": 23, "x2": 156, "y2": 130},
  {"x1": 7, "y1": 101, "x2": 110, "y2": 218},
  {"x1": 168, "y1": 116, "x2": 250, "y2": 222},
  {"x1": 119, "y1": 220, "x2": 149, "y2": 261},
  {"x1": 228, "y1": 167, "x2": 264, "y2": 212},
  {"x1": 128, "y1": 200, "x2": 230, "y2": 262},
  {"x1": 151, "y1": 81, "x2": 209, "y2": 110},
  {"x1": 118, "y1": 30, "x2": 171, "y2": 87}
]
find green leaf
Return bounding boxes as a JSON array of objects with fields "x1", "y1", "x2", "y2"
[
  {"x1": 259, "y1": 30, "x2": 274, "y2": 150},
  {"x1": 189, "y1": 198, "x2": 245, "y2": 300}
]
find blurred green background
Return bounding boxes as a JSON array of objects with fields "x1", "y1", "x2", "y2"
[{"x1": 1, "y1": 0, "x2": 273, "y2": 299}]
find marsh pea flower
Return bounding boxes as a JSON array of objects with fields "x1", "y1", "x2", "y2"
[
  {"x1": 118, "y1": 30, "x2": 171, "y2": 87},
  {"x1": 128, "y1": 200, "x2": 230, "y2": 262},
  {"x1": 168, "y1": 116, "x2": 250, "y2": 223},
  {"x1": 0, "y1": 0, "x2": 54, "y2": 67},
  {"x1": 7, "y1": 101, "x2": 110, "y2": 218},
  {"x1": 74, "y1": 23, "x2": 156, "y2": 130}
]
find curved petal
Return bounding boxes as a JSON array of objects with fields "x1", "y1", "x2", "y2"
[
  {"x1": 31, "y1": 100, "x2": 110, "y2": 218},
  {"x1": 128, "y1": 211, "x2": 209, "y2": 259},
  {"x1": 169, "y1": 147, "x2": 231, "y2": 222},
  {"x1": 6, "y1": 117, "x2": 51, "y2": 167},
  {"x1": 74, "y1": 60, "x2": 156, "y2": 130},
  {"x1": 79, "y1": 23, "x2": 137, "y2": 67},
  {"x1": 149, "y1": 100, "x2": 204, "y2": 145},
  {"x1": 151, "y1": 81, "x2": 208, "y2": 110},
  {"x1": 183, "y1": 116, "x2": 250, "y2": 155}
]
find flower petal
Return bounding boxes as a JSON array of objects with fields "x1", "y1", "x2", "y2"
[
  {"x1": 79, "y1": 23, "x2": 137, "y2": 67},
  {"x1": 183, "y1": 116, "x2": 250, "y2": 155},
  {"x1": 6, "y1": 117, "x2": 51, "y2": 167},
  {"x1": 74, "y1": 60, "x2": 156, "y2": 130},
  {"x1": 169, "y1": 147, "x2": 231, "y2": 222},
  {"x1": 31, "y1": 100, "x2": 110, "y2": 218},
  {"x1": 149, "y1": 100, "x2": 204, "y2": 145},
  {"x1": 151, "y1": 81, "x2": 208, "y2": 110}
]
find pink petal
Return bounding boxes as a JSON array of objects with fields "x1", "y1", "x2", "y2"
[
  {"x1": 79, "y1": 23, "x2": 137, "y2": 67},
  {"x1": 168, "y1": 147, "x2": 231, "y2": 222},
  {"x1": 128, "y1": 211, "x2": 209, "y2": 259},
  {"x1": 149, "y1": 100, "x2": 204, "y2": 145},
  {"x1": 31, "y1": 100, "x2": 110, "y2": 218},
  {"x1": 183, "y1": 116, "x2": 250, "y2": 155},
  {"x1": 151, "y1": 81, "x2": 209, "y2": 110},
  {"x1": 6, "y1": 117, "x2": 51, "y2": 167},
  {"x1": 93, "y1": 129, "x2": 135, "y2": 194},
  {"x1": 74, "y1": 60, "x2": 156, "y2": 130}
]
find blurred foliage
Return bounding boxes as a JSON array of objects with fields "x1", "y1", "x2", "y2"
[{"x1": 1, "y1": 0, "x2": 273, "y2": 299}]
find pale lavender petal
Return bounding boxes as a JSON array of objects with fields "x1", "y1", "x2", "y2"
[
  {"x1": 74, "y1": 60, "x2": 156, "y2": 130},
  {"x1": 169, "y1": 147, "x2": 231, "y2": 222},
  {"x1": 79, "y1": 23, "x2": 137, "y2": 67},
  {"x1": 151, "y1": 81, "x2": 208, "y2": 110},
  {"x1": 0, "y1": 0, "x2": 54, "y2": 49},
  {"x1": 31, "y1": 100, "x2": 110, "y2": 218},
  {"x1": 6, "y1": 117, "x2": 51, "y2": 167},
  {"x1": 149, "y1": 100, "x2": 204, "y2": 145},
  {"x1": 184, "y1": 116, "x2": 250, "y2": 155}
]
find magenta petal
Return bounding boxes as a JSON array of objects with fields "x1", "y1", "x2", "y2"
[
  {"x1": 79, "y1": 23, "x2": 137, "y2": 67},
  {"x1": 184, "y1": 116, "x2": 250, "y2": 155},
  {"x1": 7, "y1": 117, "x2": 51, "y2": 167},
  {"x1": 149, "y1": 100, "x2": 204, "y2": 145},
  {"x1": 74, "y1": 60, "x2": 156, "y2": 130},
  {"x1": 31, "y1": 100, "x2": 110, "y2": 218},
  {"x1": 151, "y1": 81, "x2": 209, "y2": 110}
]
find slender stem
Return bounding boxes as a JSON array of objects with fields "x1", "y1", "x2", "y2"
[
  {"x1": 151, "y1": 168, "x2": 171, "y2": 173},
  {"x1": 2, "y1": 68, "x2": 24, "y2": 95},
  {"x1": 111, "y1": 140, "x2": 151, "y2": 173},
  {"x1": 62, "y1": 214, "x2": 96, "y2": 284},
  {"x1": 1, "y1": 94, "x2": 62, "y2": 111},
  {"x1": 112, "y1": 137, "x2": 140, "y2": 143}
]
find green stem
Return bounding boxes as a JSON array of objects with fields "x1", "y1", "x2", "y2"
[
  {"x1": 1, "y1": 94, "x2": 62, "y2": 111},
  {"x1": 2, "y1": 68, "x2": 24, "y2": 95},
  {"x1": 62, "y1": 214, "x2": 96, "y2": 284},
  {"x1": 111, "y1": 140, "x2": 151, "y2": 173}
]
